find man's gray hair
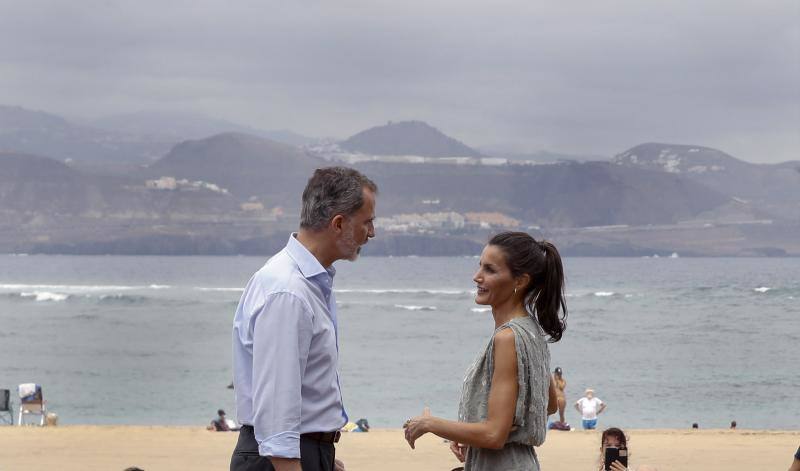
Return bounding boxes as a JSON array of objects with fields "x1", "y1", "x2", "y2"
[{"x1": 300, "y1": 167, "x2": 377, "y2": 231}]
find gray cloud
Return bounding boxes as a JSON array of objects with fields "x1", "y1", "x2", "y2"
[{"x1": 0, "y1": 0, "x2": 797, "y2": 161}]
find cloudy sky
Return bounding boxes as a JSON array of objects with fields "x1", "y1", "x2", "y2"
[{"x1": 1, "y1": 0, "x2": 797, "y2": 162}]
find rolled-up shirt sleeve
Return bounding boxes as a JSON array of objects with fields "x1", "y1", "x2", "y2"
[{"x1": 250, "y1": 291, "x2": 314, "y2": 458}]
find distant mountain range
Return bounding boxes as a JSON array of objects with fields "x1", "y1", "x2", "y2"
[
  {"x1": 0, "y1": 105, "x2": 314, "y2": 166},
  {"x1": 0, "y1": 105, "x2": 172, "y2": 165},
  {"x1": 88, "y1": 110, "x2": 314, "y2": 146},
  {"x1": 1, "y1": 106, "x2": 798, "y2": 255},
  {"x1": 137, "y1": 132, "x2": 732, "y2": 227}
]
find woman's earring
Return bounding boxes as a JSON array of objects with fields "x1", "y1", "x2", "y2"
[{"x1": 514, "y1": 287, "x2": 517, "y2": 294}]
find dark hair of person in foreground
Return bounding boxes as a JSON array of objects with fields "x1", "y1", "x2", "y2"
[
  {"x1": 601, "y1": 427, "x2": 628, "y2": 449},
  {"x1": 599, "y1": 427, "x2": 659, "y2": 471},
  {"x1": 488, "y1": 231, "x2": 567, "y2": 342}
]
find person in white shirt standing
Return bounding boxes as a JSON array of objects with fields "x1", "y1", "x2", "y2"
[
  {"x1": 575, "y1": 388, "x2": 606, "y2": 430},
  {"x1": 230, "y1": 167, "x2": 377, "y2": 471}
]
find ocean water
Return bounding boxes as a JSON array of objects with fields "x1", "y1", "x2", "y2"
[{"x1": 0, "y1": 254, "x2": 798, "y2": 430}]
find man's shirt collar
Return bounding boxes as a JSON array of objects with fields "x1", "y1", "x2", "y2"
[{"x1": 286, "y1": 233, "x2": 336, "y2": 280}]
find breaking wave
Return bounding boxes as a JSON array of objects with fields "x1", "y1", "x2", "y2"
[
  {"x1": 20, "y1": 291, "x2": 69, "y2": 302},
  {"x1": 3, "y1": 291, "x2": 150, "y2": 304},
  {"x1": 0, "y1": 283, "x2": 166, "y2": 292},
  {"x1": 394, "y1": 304, "x2": 438, "y2": 311}
]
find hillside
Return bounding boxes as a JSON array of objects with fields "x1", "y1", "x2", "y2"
[
  {"x1": 612, "y1": 143, "x2": 746, "y2": 174},
  {"x1": 0, "y1": 152, "x2": 103, "y2": 214},
  {"x1": 356, "y1": 160, "x2": 729, "y2": 227},
  {"x1": 2, "y1": 135, "x2": 798, "y2": 256},
  {"x1": 340, "y1": 121, "x2": 483, "y2": 157},
  {"x1": 613, "y1": 143, "x2": 800, "y2": 219},
  {"x1": 147, "y1": 132, "x2": 325, "y2": 199}
]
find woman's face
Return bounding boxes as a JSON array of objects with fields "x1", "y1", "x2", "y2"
[
  {"x1": 473, "y1": 244, "x2": 516, "y2": 307},
  {"x1": 602, "y1": 434, "x2": 622, "y2": 450}
]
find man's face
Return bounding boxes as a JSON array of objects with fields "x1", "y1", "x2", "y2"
[{"x1": 336, "y1": 188, "x2": 376, "y2": 261}]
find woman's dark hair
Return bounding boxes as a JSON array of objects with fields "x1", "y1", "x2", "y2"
[
  {"x1": 601, "y1": 427, "x2": 628, "y2": 449},
  {"x1": 488, "y1": 231, "x2": 567, "y2": 342}
]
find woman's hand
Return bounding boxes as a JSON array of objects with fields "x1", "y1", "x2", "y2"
[
  {"x1": 609, "y1": 460, "x2": 628, "y2": 471},
  {"x1": 403, "y1": 407, "x2": 432, "y2": 449},
  {"x1": 449, "y1": 440, "x2": 468, "y2": 462}
]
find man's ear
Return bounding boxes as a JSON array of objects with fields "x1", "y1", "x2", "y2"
[{"x1": 330, "y1": 214, "x2": 345, "y2": 234}]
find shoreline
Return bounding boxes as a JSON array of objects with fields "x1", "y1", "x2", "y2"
[{"x1": 1, "y1": 427, "x2": 797, "y2": 470}]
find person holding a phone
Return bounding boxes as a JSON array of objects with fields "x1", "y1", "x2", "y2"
[{"x1": 598, "y1": 427, "x2": 658, "y2": 471}]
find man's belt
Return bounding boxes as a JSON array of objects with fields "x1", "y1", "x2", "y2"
[{"x1": 301, "y1": 431, "x2": 341, "y2": 443}]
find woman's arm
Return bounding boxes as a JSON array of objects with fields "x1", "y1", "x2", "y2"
[{"x1": 404, "y1": 329, "x2": 519, "y2": 450}]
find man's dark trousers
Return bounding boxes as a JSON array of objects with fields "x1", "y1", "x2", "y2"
[{"x1": 230, "y1": 425, "x2": 335, "y2": 471}]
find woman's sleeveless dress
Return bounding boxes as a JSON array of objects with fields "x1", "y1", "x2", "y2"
[{"x1": 458, "y1": 316, "x2": 551, "y2": 470}]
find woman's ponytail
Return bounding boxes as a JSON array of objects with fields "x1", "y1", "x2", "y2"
[{"x1": 530, "y1": 240, "x2": 567, "y2": 342}]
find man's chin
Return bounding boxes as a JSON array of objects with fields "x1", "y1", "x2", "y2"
[{"x1": 345, "y1": 247, "x2": 361, "y2": 262}]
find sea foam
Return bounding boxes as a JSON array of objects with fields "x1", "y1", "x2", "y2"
[
  {"x1": 21, "y1": 291, "x2": 70, "y2": 302},
  {"x1": 394, "y1": 304, "x2": 437, "y2": 311},
  {"x1": 470, "y1": 307, "x2": 492, "y2": 313}
]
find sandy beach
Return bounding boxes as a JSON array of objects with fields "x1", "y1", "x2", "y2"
[{"x1": 0, "y1": 426, "x2": 797, "y2": 470}]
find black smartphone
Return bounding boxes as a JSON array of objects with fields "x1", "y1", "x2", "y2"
[{"x1": 604, "y1": 446, "x2": 628, "y2": 470}]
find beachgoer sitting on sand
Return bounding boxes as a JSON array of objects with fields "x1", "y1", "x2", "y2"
[
  {"x1": 342, "y1": 418, "x2": 371, "y2": 432},
  {"x1": 207, "y1": 409, "x2": 239, "y2": 431},
  {"x1": 355, "y1": 418, "x2": 370, "y2": 432},
  {"x1": 597, "y1": 427, "x2": 658, "y2": 471},
  {"x1": 576, "y1": 388, "x2": 605, "y2": 430}
]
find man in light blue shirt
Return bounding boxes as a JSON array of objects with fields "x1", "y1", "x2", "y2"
[{"x1": 230, "y1": 167, "x2": 377, "y2": 471}]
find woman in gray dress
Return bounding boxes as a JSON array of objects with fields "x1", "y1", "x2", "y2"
[{"x1": 404, "y1": 232, "x2": 567, "y2": 470}]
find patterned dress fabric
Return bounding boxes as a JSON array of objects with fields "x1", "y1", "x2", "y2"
[{"x1": 458, "y1": 315, "x2": 551, "y2": 470}]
